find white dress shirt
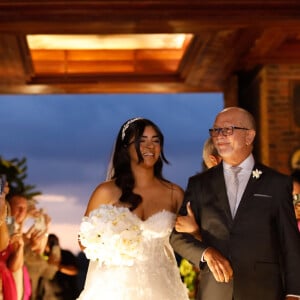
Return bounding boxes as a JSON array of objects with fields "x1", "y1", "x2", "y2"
[{"x1": 223, "y1": 154, "x2": 254, "y2": 213}]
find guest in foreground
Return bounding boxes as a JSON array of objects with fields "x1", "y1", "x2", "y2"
[
  {"x1": 0, "y1": 180, "x2": 24, "y2": 300},
  {"x1": 77, "y1": 117, "x2": 189, "y2": 300},
  {"x1": 171, "y1": 106, "x2": 300, "y2": 300},
  {"x1": 38, "y1": 233, "x2": 79, "y2": 300}
]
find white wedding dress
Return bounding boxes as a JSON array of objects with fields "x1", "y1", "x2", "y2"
[{"x1": 77, "y1": 205, "x2": 189, "y2": 300}]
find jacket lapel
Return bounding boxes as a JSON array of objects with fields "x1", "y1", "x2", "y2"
[
  {"x1": 234, "y1": 163, "x2": 264, "y2": 219},
  {"x1": 213, "y1": 164, "x2": 233, "y2": 223}
]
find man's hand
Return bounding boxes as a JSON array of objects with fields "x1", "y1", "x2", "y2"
[{"x1": 203, "y1": 247, "x2": 233, "y2": 283}]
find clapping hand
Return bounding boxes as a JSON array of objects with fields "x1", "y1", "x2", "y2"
[
  {"x1": 26, "y1": 226, "x2": 48, "y2": 254},
  {"x1": 10, "y1": 231, "x2": 24, "y2": 251}
]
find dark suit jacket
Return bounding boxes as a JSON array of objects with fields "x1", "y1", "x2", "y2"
[{"x1": 170, "y1": 162, "x2": 300, "y2": 300}]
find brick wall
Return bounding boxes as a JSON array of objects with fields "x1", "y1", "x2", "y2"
[{"x1": 238, "y1": 64, "x2": 300, "y2": 175}]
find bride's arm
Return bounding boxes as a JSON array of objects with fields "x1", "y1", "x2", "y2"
[
  {"x1": 175, "y1": 202, "x2": 202, "y2": 241},
  {"x1": 84, "y1": 181, "x2": 118, "y2": 216},
  {"x1": 78, "y1": 180, "x2": 120, "y2": 250},
  {"x1": 172, "y1": 185, "x2": 202, "y2": 241}
]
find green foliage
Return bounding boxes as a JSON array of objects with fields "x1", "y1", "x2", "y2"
[
  {"x1": 179, "y1": 258, "x2": 198, "y2": 296},
  {"x1": 0, "y1": 156, "x2": 41, "y2": 200}
]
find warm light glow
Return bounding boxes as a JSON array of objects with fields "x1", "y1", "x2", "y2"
[{"x1": 27, "y1": 34, "x2": 192, "y2": 50}]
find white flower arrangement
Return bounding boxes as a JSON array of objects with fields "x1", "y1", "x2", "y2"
[
  {"x1": 252, "y1": 169, "x2": 262, "y2": 179},
  {"x1": 78, "y1": 205, "x2": 143, "y2": 267}
]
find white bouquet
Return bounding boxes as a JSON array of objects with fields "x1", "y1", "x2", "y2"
[{"x1": 78, "y1": 204, "x2": 143, "y2": 267}]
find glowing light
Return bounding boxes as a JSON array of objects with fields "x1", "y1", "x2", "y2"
[{"x1": 27, "y1": 34, "x2": 191, "y2": 50}]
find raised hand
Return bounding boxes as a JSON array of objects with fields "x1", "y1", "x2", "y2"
[{"x1": 10, "y1": 232, "x2": 24, "y2": 249}]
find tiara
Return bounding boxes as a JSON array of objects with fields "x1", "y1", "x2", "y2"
[{"x1": 121, "y1": 117, "x2": 143, "y2": 141}]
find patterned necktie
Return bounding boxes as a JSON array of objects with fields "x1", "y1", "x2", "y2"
[{"x1": 229, "y1": 166, "x2": 242, "y2": 217}]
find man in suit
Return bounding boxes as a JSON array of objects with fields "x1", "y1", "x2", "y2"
[{"x1": 170, "y1": 107, "x2": 300, "y2": 300}]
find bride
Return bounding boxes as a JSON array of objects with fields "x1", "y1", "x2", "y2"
[{"x1": 77, "y1": 117, "x2": 189, "y2": 300}]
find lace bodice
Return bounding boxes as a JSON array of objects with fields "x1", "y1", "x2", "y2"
[
  {"x1": 77, "y1": 205, "x2": 189, "y2": 300},
  {"x1": 141, "y1": 209, "x2": 176, "y2": 236},
  {"x1": 79, "y1": 205, "x2": 177, "y2": 266},
  {"x1": 138, "y1": 210, "x2": 177, "y2": 262}
]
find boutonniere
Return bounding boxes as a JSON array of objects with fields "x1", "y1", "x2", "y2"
[{"x1": 252, "y1": 169, "x2": 262, "y2": 179}]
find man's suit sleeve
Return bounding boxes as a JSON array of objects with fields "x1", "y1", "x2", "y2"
[{"x1": 170, "y1": 175, "x2": 207, "y2": 267}]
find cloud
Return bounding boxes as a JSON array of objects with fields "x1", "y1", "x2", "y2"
[
  {"x1": 35, "y1": 194, "x2": 67, "y2": 203},
  {"x1": 35, "y1": 193, "x2": 85, "y2": 222}
]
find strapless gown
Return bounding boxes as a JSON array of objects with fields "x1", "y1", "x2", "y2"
[{"x1": 77, "y1": 205, "x2": 189, "y2": 300}]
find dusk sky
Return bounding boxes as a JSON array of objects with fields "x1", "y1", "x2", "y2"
[{"x1": 0, "y1": 93, "x2": 223, "y2": 253}]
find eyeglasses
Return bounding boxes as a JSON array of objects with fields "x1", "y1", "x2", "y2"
[{"x1": 209, "y1": 126, "x2": 249, "y2": 137}]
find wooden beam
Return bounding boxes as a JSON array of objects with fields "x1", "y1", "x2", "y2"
[
  {"x1": 241, "y1": 31, "x2": 300, "y2": 68},
  {"x1": 0, "y1": 34, "x2": 33, "y2": 83},
  {"x1": 1, "y1": 1, "x2": 300, "y2": 34},
  {"x1": 0, "y1": 82, "x2": 213, "y2": 94}
]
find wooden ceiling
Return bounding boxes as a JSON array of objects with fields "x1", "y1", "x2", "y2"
[{"x1": 1, "y1": 1, "x2": 300, "y2": 94}]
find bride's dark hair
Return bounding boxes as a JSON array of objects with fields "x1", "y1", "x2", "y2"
[{"x1": 108, "y1": 118, "x2": 169, "y2": 210}]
